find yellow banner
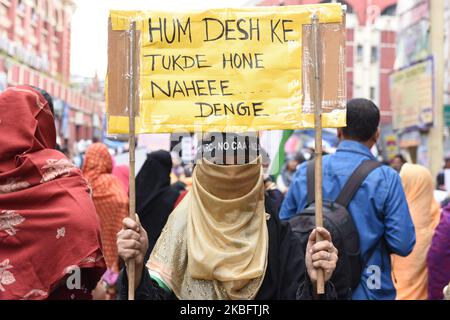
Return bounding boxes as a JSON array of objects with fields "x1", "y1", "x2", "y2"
[{"x1": 107, "y1": 4, "x2": 346, "y2": 134}]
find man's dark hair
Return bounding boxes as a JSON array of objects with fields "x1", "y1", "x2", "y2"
[
  {"x1": 30, "y1": 85, "x2": 54, "y2": 115},
  {"x1": 342, "y1": 98, "x2": 380, "y2": 142},
  {"x1": 393, "y1": 154, "x2": 406, "y2": 164},
  {"x1": 286, "y1": 152, "x2": 305, "y2": 164}
]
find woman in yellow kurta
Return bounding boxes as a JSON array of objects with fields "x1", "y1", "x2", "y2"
[{"x1": 392, "y1": 164, "x2": 441, "y2": 300}]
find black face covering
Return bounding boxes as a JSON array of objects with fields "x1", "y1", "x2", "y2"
[
  {"x1": 136, "y1": 150, "x2": 173, "y2": 213},
  {"x1": 135, "y1": 150, "x2": 181, "y2": 259},
  {"x1": 196, "y1": 132, "x2": 261, "y2": 165}
]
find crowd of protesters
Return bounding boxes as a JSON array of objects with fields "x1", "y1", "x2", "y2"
[{"x1": 0, "y1": 86, "x2": 449, "y2": 300}]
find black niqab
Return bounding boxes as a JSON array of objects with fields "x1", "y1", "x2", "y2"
[{"x1": 136, "y1": 150, "x2": 180, "y2": 260}]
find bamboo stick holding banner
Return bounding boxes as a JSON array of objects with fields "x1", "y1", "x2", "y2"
[
  {"x1": 127, "y1": 20, "x2": 137, "y2": 301},
  {"x1": 310, "y1": 13, "x2": 325, "y2": 295}
]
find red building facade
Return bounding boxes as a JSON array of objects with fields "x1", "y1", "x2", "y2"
[
  {"x1": 259, "y1": 0, "x2": 398, "y2": 125},
  {"x1": 0, "y1": 0, "x2": 73, "y2": 81},
  {"x1": 0, "y1": 0, "x2": 103, "y2": 150}
]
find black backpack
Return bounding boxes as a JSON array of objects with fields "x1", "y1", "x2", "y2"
[{"x1": 288, "y1": 160, "x2": 382, "y2": 299}]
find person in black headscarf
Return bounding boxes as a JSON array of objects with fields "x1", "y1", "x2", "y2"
[{"x1": 135, "y1": 150, "x2": 182, "y2": 262}]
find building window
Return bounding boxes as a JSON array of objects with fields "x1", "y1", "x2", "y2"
[
  {"x1": 76, "y1": 125, "x2": 83, "y2": 141},
  {"x1": 55, "y1": 8, "x2": 61, "y2": 27},
  {"x1": 357, "y1": 45, "x2": 363, "y2": 62},
  {"x1": 17, "y1": 0, "x2": 25, "y2": 13},
  {"x1": 371, "y1": 46, "x2": 378, "y2": 64},
  {"x1": 43, "y1": 20, "x2": 49, "y2": 34},
  {"x1": 370, "y1": 87, "x2": 376, "y2": 100},
  {"x1": 42, "y1": 0, "x2": 48, "y2": 20},
  {"x1": 0, "y1": 4, "x2": 9, "y2": 18},
  {"x1": 381, "y1": 4, "x2": 397, "y2": 16},
  {"x1": 31, "y1": 8, "x2": 37, "y2": 24}
]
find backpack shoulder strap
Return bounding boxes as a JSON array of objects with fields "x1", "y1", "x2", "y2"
[
  {"x1": 335, "y1": 160, "x2": 382, "y2": 207},
  {"x1": 306, "y1": 160, "x2": 315, "y2": 205}
]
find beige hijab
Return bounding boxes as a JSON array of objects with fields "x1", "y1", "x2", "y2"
[
  {"x1": 392, "y1": 163, "x2": 441, "y2": 300},
  {"x1": 147, "y1": 157, "x2": 269, "y2": 300}
]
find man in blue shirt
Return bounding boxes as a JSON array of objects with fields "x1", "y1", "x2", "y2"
[{"x1": 280, "y1": 98, "x2": 416, "y2": 300}]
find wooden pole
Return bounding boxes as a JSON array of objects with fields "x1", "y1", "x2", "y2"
[
  {"x1": 127, "y1": 20, "x2": 137, "y2": 301},
  {"x1": 311, "y1": 13, "x2": 325, "y2": 295}
]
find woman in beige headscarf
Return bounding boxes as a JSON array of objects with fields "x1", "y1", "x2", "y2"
[
  {"x1": 116, "y1": 133, "x2": 339, "y2": 300},
  {"x1": 391, "y1": 164, "x2": 441, "y2": 300}
]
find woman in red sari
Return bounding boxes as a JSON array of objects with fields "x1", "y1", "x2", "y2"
[{"x1": 0, "y1": 86, "x2": 106, "y2": 300}]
